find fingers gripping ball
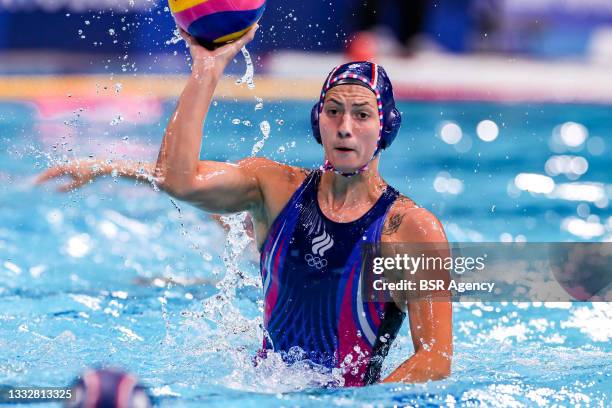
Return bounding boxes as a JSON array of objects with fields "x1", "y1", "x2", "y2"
[{"x1": 169, "y1": 0, "x2": 266, "y2": 48}]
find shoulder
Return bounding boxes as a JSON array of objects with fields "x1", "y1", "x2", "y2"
[
  {"x1": 382, "y1": 194, "x2": 447, "y2": 243},
  {"x1": 236, "y1": 157, "x2": 285, "y2": 174},
  {"x1": 236, "y1": 157, "x2": 313, "y2": 221},
  {"x1": 236, "y1": 157, "x2": 311, "y2": 186}
]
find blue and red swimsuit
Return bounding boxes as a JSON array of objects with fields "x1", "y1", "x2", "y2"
[{"x1": 260, "y1": 170, "x2": 405, "y2": 386}]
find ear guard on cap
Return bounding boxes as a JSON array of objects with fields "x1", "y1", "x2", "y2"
[
  {"x1": 311, "y1": 103, "x2": 322, "y2": 144},
  {"x1": 311, "y1": 103, "x2": 401, "y2": 150}
]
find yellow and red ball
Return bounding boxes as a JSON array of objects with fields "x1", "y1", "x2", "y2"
[{"x1": 168, "y1": 0, "x2": 266, "y2": 47}]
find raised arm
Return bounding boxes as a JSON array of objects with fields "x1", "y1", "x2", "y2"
[{"x1": 155, "y1": 26, "x2": 268, "y2": 214}]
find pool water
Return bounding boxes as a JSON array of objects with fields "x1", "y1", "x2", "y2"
[{"x1": 1, "y1": 98, "x2": 611, "y2": 406}]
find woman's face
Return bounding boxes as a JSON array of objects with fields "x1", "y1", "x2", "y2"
[{"x1": 319, "y1": 84, "x2": 380, "y2": 173}]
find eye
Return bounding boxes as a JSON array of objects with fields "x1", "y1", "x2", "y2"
[
  {"x1": 357, "y1": 111, "x2": 370, "y2": 120},
  {"x1": 327, "y1": 108, "x2": 339, "y2": 116}
]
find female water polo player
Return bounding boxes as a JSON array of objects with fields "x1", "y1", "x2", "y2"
[
  {"x1": 37, "y1": 25, "x2": 452, "y2": 386},
  {"x1": 153, "y1": 26, "x2": 453, "y2": 385}
]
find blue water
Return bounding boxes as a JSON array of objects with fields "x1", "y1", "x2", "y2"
[{"x1": 1, "y1": 98, "x2": 611, "y2": 406}]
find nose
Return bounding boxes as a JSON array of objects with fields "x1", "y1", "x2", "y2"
[{"x1": 337, "y1": 112, "x2": 352, "y2": 139}]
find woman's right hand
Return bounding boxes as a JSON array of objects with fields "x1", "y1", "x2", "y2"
[
  {"x1": 179, "y1": 24, "x2": 259, "y2": 76},
  {"x1": 35, "y1": 160, "x2": 104, "y2": 192}
]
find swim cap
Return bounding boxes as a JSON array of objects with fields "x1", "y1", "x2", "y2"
[
  {"x1": 66, "y1": 368, "x2": 151, "y2": 408},
  {"x1": 311, "y1": 61, "x2": 401, "y2": 177}
]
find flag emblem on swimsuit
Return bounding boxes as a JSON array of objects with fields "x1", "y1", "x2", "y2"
[{"x1": 311, "y1": 229, "x2": 334, "y2": 256}]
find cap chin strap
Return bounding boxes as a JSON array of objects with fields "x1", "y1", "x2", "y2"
[
  {"x1": 320, "y1": 146, "x2": 382, "y2": 178},
  {"x1": 320, "y1": 159, "x2": 369, "y2": 178}
]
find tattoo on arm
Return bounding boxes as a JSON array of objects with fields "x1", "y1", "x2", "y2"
[
  {"x1": 397, "y1": 195, "x2": 417, "y2": 207},
  {"x1": 382, "y1": 213, "x2": 405, "y2": 235}
]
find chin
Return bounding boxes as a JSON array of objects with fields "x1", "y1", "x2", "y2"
[{"x1": 329, "y1": 157, "x2": 364, "y2": 173}]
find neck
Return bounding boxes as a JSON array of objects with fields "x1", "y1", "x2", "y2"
[{"x1": 318, "y1": 160, "x2": 386, "y2": 209}]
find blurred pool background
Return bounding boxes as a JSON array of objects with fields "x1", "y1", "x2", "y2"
[{"x1": 1, "y1": 0, "x2": 612, "y2": 406}]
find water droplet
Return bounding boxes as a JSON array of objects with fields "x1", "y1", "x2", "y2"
[
  {"x1": 235, "y1": 46, "x2": 255, "y2": 89},
  {"x1": 254, "y1": 97, "x2": 263, "y2": 111},
  {"x1": 110, "y1": 115, "x2": 124, "y2": 126},
  {"x1": 251, "y1": 121, "x2": 271, "y2": 156}
]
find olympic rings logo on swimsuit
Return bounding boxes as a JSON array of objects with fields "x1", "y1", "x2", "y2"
[{"x1": 305, "y1": 253, "x2": 328, "y2": 269}]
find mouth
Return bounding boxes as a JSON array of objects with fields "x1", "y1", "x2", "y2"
[{"x1": 334, "y1": 147, "x2": 355, "y2": 153}]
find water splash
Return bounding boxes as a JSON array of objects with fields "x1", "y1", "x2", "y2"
[
  {"x1": 165, "y1": 28, "x2": 183, "y2": 46},
  {"x1": 218, "y1": 212, "x2": 256, "y2": 296},
  {"x1": 159, "y1": 282, "x2": 175, "y2": 346},
  {"x1": 224, "y1": 351, "x2": 345, "y2": 392},
  {"x1": 251, "y1": 121, "x2": 270, "y2": 156},
  {"x1": 167, "y1": 198, "x2": 210, "y2": 262},
  {"x1": 235, "y1": 46, "x2": 255, "y2": 89},
  {"x1": 190, "y1": 212, "x2": 262, "y2": 373}
]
